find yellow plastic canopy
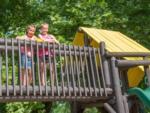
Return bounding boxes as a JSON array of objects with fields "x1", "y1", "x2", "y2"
[{"x1": 73, "y1": 27, "x2": 150, "y2": 87}]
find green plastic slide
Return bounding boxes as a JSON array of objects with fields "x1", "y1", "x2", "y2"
[{"x1": 128, "y1": 87, "x2": 150, "y2": 108}]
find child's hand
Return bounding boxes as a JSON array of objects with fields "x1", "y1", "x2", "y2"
[{"x1": 27, "y1": 52, "x2": 32, "y2": 57}]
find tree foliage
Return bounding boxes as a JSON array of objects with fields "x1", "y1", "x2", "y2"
[{"x1": 0, "y1": 0, "x2": 149, "y2": 112}]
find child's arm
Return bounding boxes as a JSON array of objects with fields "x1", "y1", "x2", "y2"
[{"x1": 50, "y1": 35, "x2": 59, "y2": 44}]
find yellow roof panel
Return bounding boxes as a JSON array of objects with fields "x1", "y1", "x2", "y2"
[
  {"x1": 74, "y1": 27, "x2": 149, "y2": 52},
  {"x1": 73, "y1": 27, "x2": 150, "y2": 87}
]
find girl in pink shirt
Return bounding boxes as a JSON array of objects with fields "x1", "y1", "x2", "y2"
[
  {"x1": 39, "y1": 23, "x2": 59, "y2": 86},
  {"x1": 16, "y1": 25, "x2": 37, "y2": 86}
]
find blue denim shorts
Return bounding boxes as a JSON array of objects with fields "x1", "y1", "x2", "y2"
[{"x1": 21, "y1": 54, "x2": 32, "y2": 69}]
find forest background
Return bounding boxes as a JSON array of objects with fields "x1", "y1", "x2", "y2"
[{"x1": 0, "y1": 0, "x2": 149, "y2": 113}]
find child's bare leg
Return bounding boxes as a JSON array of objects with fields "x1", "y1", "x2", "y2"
[
  {"x1": 40, "y1": 61, "x2": 45, "y2": 86},
  {"x1": 21, "y1": 69, "x2": 26, "y2": 86},
  {"x1": 28, "y1": 69, "x2": 32, "y2": 85},
  {"x1": 51, "y1": 63, "x2": 55, "y2": 87}
]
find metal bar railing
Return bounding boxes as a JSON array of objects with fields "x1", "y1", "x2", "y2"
[{"x1": 0, "y1": 38, "x2": 111, "y2": 99}]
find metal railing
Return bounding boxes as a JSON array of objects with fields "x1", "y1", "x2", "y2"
[{"x1": 0, "y1": 39, "x2": 112, "y2": 102}]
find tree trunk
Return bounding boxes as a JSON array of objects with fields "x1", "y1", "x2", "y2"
[{"x1": 70, "y1": 101, "x2": 84, "y2": 113}]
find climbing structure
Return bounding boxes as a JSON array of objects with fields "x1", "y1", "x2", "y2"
[{"x1": 0, "y1": 27, "x2": 150, "y2": 113}]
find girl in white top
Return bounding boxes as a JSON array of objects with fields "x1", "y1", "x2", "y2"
[{"x1": 38, "y1": 23, "x2": 59, "y2": 86}]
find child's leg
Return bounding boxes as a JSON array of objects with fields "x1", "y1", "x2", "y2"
[
  {"x1": 21, "y1": 54, "x2": 26, "y2": 86},
  {"x1": 51, "y1": 63, "x2": 55, "y2": 87},
  {"x1": 21, "y1": 69, "x2": 26, "y2": 86},
  {"x1": 40, "y1": 60, "x2": 45, "y2": 86},
  {"x1": 28, "y1": 69, "x2": 32, "y2": 85},
  {"x1": 27, "y1": 57, "x2": 32, "y2": 85}
]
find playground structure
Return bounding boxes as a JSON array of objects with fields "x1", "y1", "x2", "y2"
[{"x1": 0, "y1": 28, "x2": 150, "y2": 113}]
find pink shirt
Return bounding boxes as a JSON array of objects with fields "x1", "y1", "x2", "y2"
[
  {"x1": 16, "y1": 35, "x2": 36, "y2": 56},
  {"x1": 38, "y1": 34, "x2": 55, "y2": 57}
]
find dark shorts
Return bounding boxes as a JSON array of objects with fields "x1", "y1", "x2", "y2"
[
  {"x1": 21, "y1": 54, "x2": 32, "y2": 69},
  {"x1": 39, "y1": 55, "x2": 53, "y2": 63}
]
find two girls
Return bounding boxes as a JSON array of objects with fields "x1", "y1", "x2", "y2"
[{"x1": 16, "y1": 23, "x2": 58, "y2": 86}]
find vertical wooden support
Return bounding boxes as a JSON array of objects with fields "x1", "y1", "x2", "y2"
[
  {"x1": 100, "y1": 42, "x2": 111, "y2": 87},
  {"x1": 144, "y1": 57, "x2": 150, "y2": 86},
  {"x1": 111, "y1": 57, "x2": 125, "y2": 113}
]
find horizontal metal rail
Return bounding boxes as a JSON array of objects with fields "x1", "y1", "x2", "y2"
[{"x1": 0, "y1": 38, "x2": 110, "y2": 101}]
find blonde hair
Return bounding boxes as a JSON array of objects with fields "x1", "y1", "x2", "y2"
[
  {"x1": 26, "y1": 24, "x2": 36, "y2": 33},
  {"x1": 40, "y1": 23, "x2": 49, "y2": 29}
]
